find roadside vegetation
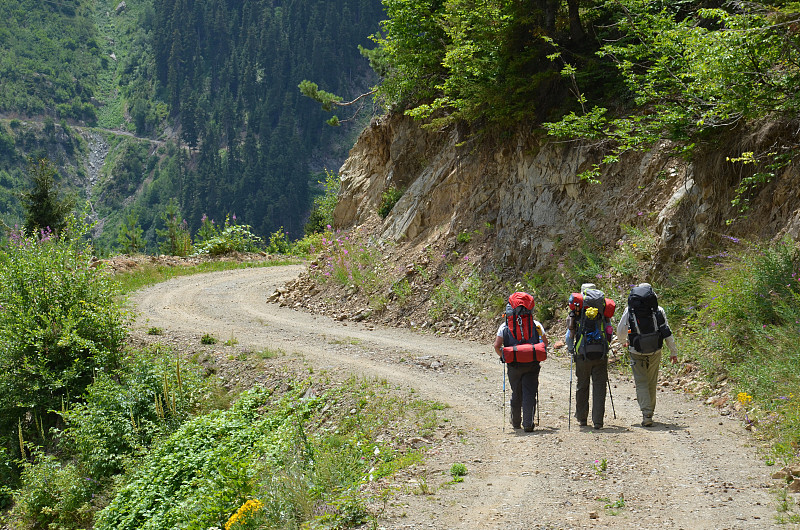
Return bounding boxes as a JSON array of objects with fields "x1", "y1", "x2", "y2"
[{"x1": 0, "y1": 214, "x2": 445, "y2": 529}]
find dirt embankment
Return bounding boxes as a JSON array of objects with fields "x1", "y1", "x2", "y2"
[{"x1": 128, "y1": 264, "x2": 790, "y2": 529}]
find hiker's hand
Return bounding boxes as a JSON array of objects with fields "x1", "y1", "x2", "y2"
[{"x1": 670, "y1": 355, "x2": 678, "y2": 364}]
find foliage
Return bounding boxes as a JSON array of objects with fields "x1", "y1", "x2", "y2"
[
  {"x1": 0, "y1": 447, "x2": 13, "y2": 510},
  {"x1": 117, "y1": 213, "x2": 145, "y2": 254},
  {"x1": 0, "y1": 216, "x2": 126, "y2": 458},
  {"x1": 58, "y1": 346, "x2": 210, "y2": 479},
  {"x1": 10, "y1": 451, "x2": 100, "y2": 530},
  {"x1": 94, "y1": 378, "x2": 440, "y2": 530},
  {"x1": 18, "y1": 157, "x2": 76, "y2": 237},
  {"x1": 670, "y1": 237, "x2": 800, "y2": 462},
  {"x1": 368, "y1": 0, "x2": 449, "y2": 111},
  {"x1": 378, "y1": 186, "x2": 405, "y2": 219},
  {"x1": 194, "y1": 216, "x2": 264, "y2": 256},
  {"x1": 543, "y1": 0, "x2": 800, "y2": 185},
  {"x1": 156, "y1": 199, "x2": 193, "y2": 256},
  {"x1": 362, "y1": 0, "x2": 610, "y2": 125},
  {"x1": 304, "y1": 170, "x2": 341, "y2": 236},
  {"x1": 266, "y1": 227, "x2": 291, "y2": 255}
]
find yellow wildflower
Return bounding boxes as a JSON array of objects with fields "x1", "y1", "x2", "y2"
[
  {"x1": 737, "y1": 392, "x2": 752, "y2": 405},
  {"x1": 225, "y1": 499, "x2": 264, "y2": 530}
]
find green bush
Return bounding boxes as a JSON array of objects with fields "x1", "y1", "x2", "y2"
[
  {"x1": 304, "y1": 169, "x2": 340, "y2": 235},
  {"x1": 59, "y1": 347, "x2": 209, "y2": 479},
  {"x1": 194, "y1": 216, "x2": 264, "y2": 256},
  {"x1": 95, "y1": 378, "x2": 438, "y2": 530},
  {"x1": 10, "y1": 451, "x2": 100, "y2": 530},
  {"x1": 699, "y1": 239, "x2": 799, "y2": 340},
  {"x1": 378, "y1": 186, "x2": 404, "y2": 218},
  {"x1": 0, "y1": 218, "x2": 126, "y2": 456},
  {"x1": 266, "y1": 226, "x2": 291, "y2": 254}
]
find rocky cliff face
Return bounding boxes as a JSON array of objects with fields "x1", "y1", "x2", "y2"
[{"x1": 335, "y1": 114, "x2": 800, "y2": 272}]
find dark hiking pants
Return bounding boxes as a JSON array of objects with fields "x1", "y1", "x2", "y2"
[
  {"x1": 575, "y1": 356, "x2": 607, "y2": 427},
  {"x1": 507, "y1": 362, "x2": 541, "y2": 429}
]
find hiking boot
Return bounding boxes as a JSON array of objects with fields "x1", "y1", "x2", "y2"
[
  {"x1": 578, "y1": 420, "x2": 588, "y2": 427},
  {"x1": 593, "y1": 424, "x2": 603, "y2": 430},
  {"x1": 511, "y1": 421, "x2": 521, "y2": 429},
  {"x1": 523, "y1": 425, "x2": 534, "y2": 432},
  {"x1": 641, "y1": 417, "x2": 654, "y2": 427}
]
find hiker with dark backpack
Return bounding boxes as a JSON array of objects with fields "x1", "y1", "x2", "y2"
[
  {"x1": 493, "y1": 292, "x2": 548, "y2": 432},
  {"x1": 616, "y1": 283, "x2": 679, "y2": 427},
  {"x1": 565, "y1": 283, "x2": 616, "y2": 430}
]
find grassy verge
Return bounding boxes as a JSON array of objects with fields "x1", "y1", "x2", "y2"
[{"x1": 112, "y1": 256, "x2": 302, "y2": 295}]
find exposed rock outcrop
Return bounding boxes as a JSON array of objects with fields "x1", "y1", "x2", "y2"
[{"x1": 335, "y1": 114, "x2": 800, "y2": 272}]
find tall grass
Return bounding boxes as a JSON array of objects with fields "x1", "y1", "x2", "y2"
[{"x1": 688, "y1": 238, "x2": 800, "y2": 461}]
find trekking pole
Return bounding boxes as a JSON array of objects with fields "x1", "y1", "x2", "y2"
[
  {"x1": 607, "y1": 378, "x2": 617, "y2": 419},
  {"x1": 536, "y1": 387, "x2": 540, "y2": 426},
  {"x1": 568, "y1": 353, "x2": 573, "y2": 431},
  {"x1": 502, "y1": 357, "x2": 507, "y2": 433}
]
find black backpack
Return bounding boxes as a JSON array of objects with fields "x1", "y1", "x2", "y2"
[
  {"x1": 576, "y1": 289, "x2": 608, "y2": 360},
  {"x1": 627, "y1": 285, "x2": 672, "y2": 354}
]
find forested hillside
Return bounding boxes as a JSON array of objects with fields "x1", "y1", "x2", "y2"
[{"x1": 0, "y1": 0, "x2": 384, "y2": 250}]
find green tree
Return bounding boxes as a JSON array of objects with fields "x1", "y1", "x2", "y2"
[
  {"x1": 543, "y1": 1, "x2": 800, "y2": 186},
  {"x1": 156, "y1": 198, "x2": 192, "y2": 256},
  {"x1": 304, "y1": 169, "x2": 340, "y2": 235},
  {"x1": 117, "y1": 213, "x2": 145, "y2": 254},
  {"x1": 18, "y1": 158, "x2": 76, "y2": 238}
]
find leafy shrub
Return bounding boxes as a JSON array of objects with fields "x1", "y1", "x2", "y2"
[
  {"x1": 10, "y1": 451, "x2": 100, "y2": 530},
  {"x1": 95, "y1": 379, "x2": 439, "y2": 530},
  {"x1": 699, "y1": 239, "x2": 799, "y2": 339},
  {"x1": 201, "y1": 333, "x2": 218, "y2": 345},
  {"x1": 266, "y1": 226, "x2": 291, "y2": 254},
  {"x1": 195, "y1": 217, "x2": 264, "y2": 256},
  {"x1": 0, "y1": 218, "x2": 126, "y2": 455},
  {"x1": 289, "y1": 232, "x2": 324, "y2": 257},
  {"x1": 304, "y1": 169, "x2": 340, "y2": 235},
  {"x1": 58, "y1": 347, "x2": 210, "y2": 478},
  {"x1": 378, "y1": 186, "x2": 404, "y2": 218}
]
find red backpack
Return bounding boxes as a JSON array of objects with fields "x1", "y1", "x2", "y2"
[{"x1": 502, "y1": 292, "x2": 546, "y2": 363}]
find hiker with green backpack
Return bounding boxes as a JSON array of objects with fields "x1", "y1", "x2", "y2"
[
  {"x1": 493, "y1": 292, "x2": 548, "y2": 432},
  {"x1": 565, "y1": 283, "x2": 616, "y2": 430},
  {"x1": 616, "y1": 283, "x2": 679, "y2": 427}
]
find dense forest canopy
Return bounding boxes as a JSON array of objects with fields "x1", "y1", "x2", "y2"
[{"x1": 0, "y1": 0, "x2": 384, "y2": 249}]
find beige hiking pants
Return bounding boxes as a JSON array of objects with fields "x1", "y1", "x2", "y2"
[{"x1": 629, "y1": 350, "x2": 662, "y2": 419}]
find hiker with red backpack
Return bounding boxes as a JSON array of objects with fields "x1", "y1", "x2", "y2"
[
  {"x1": 616, "y1": 283, "x2": 679, "y2": 427},
  {"x1": 493, "y1": 292, "x2": 548, "y2": 432},
  {"x1": 565, "y1": 283, "x2": 616, "y2": 430}
]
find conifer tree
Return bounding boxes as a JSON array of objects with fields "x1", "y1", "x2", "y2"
[{"x1": 19, "y1": 157, "x2": 75, "y2": 238}]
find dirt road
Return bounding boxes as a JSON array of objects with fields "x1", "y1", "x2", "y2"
[{"x1": 130, "y1": 265, "x2": 780, "y2": 529}]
